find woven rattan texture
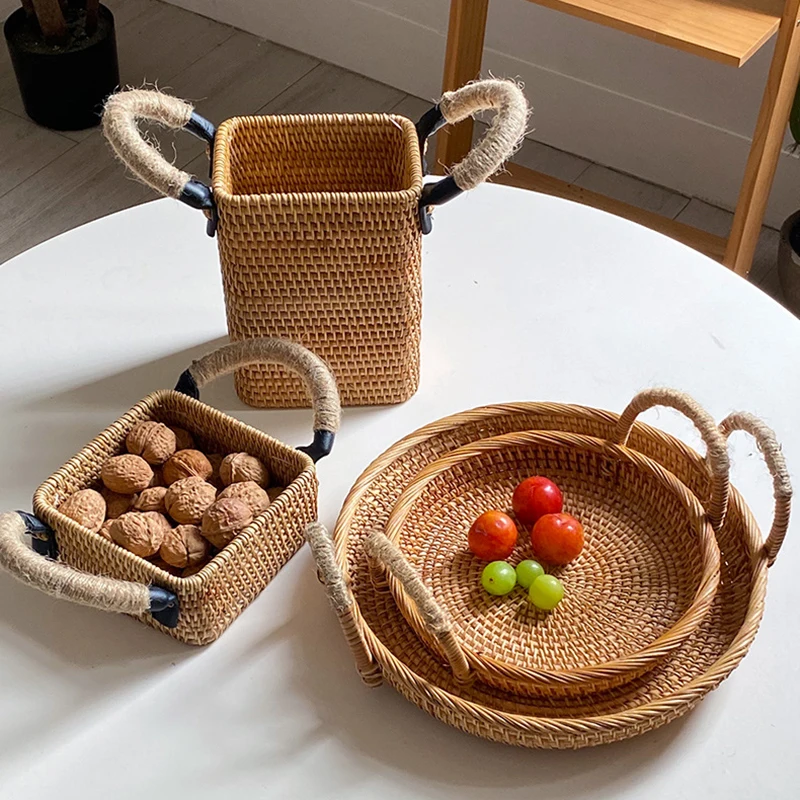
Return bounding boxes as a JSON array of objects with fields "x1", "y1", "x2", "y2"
[
  {"x1": 211, "y1": 114, "x2": 424, "y2": 408},
  {"x1": 33, "y1": 390, "x2": 318, "y2": 645},
  {"x1": 384, "y1": 431, "x2": 718, "y2": 698},
  {"x1": 333, "y1": 403, "x2": 767, "y2": 748}
]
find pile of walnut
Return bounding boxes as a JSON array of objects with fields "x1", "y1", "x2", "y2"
[{"x1": 57, "y1": 421, "x2": 284, "y2": 578}]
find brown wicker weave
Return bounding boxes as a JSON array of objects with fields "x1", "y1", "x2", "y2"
[
  {"x1": 212, "y1": 113, "x2": 423, "y2": 408},
  {"x1": 309, "y1": 388, "x2": 791, "y2": 748},
  {"x1": 382, "y1": 428, "x2": 721, "y2": 698},
  {"x1": 0, "y1": 339, "x2": 340, "y2": 646},
  {"x1": 102, "y1": 81, "x2": 529, "y2": 409}
]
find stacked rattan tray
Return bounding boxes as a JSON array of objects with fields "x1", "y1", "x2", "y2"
[{"x1": 308, "y1": 387, "x2": 792, "y2": 749}]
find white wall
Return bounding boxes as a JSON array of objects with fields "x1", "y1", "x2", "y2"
[{"x1": 164, "y1": 0, "x2": 800, "y2": 228}]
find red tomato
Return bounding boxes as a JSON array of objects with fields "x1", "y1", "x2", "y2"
[
  {"x1": 530, "y1": 513, "x2": 584, "y2": 565},
  {"x1": 512, "y1": 476, "x2": 563, "y2": 527},
  {"x1": 468, "y1": 510, "x2": 519, "y2": 561}
]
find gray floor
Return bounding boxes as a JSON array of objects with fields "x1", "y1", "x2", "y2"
[{"x1": 0, "y1": 0, "x2": 785, "y2": 304}]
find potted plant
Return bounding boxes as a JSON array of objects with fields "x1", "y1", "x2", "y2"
[
  {"x1": 778, "y1": 85, "x2": 800, "y2": 312},
  {"x1": 4, "y1": 0, "x2": 119, "y2": 130}
]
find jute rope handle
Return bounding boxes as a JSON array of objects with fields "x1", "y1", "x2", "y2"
[
  {"x1": 613, "y1": 388, "x2": 730, "y2": 531},
  {"x1": 305, "y1": 522, "x2": 383, "y2": 686},
  {"x1": 437, "y1": 79, "x2": 529, "y2": 191},
  {"x1": 718, "y1": 412, "x2": 792, "y2": 566},
  {"x1": 0, "y1": 511, "x2": 151, "y2": 615},
  {"x1": 182, "y1": 338, "x2": 340, "y2": 435},
  {"x1": 364, "y1": 531, "x2": 472, "y2": 684},
  {"x1": 103, "y1": 89, "x2": 195, "y2": 200}
]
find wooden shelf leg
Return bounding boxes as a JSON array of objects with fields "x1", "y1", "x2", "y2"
[
  {"x1": 726, "y1": 1, "x2": 800, "y2": 277},
  {"x1": 434, "y1": 0, "x2": 490, "y2": 174}
]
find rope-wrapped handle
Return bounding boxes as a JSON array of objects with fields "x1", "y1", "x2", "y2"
[
  {"x1": 175, "y1": 338, "x2": 341, "y2": 462},
  {"x1": 719, "y1": 412, "x2": 792, "y2": 566},
  {"x1": 305, "y1": 522, "x2": 383, "y2": 686},
  {"x1": 415, "y1": 78, "x2": 529, "y2": 232},
  {"x1": 0, "y1": 512, "x2": 178, "y2": 625},
  {"x1": 102, "y1": 89, "x2": 217, "y2": 224},
  {"x1": 613, "y1": 388, "x2": 730, "y2": 531},
  {"x1": 364, "y1": 531, "x2": 472, "y2": 684}
]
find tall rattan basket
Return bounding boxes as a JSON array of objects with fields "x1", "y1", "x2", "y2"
[
  {"x1": 102, "y1": 80, "x2": 529, "y2": 409},
  {"x1": 0, "y1": 338, "x2": 340, "y2": 645}
]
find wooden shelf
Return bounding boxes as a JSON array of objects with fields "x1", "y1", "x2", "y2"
[{"x1": 528, "y1": 0, "x2": 784, "y2": 66}]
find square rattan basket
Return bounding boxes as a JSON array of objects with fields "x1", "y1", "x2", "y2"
[
  {"x1": 7, "y1": 339, "x2": 342, "y2": 646},
  {"x1": 32, "y1": 389, "x2": 317, "y2": 645}
]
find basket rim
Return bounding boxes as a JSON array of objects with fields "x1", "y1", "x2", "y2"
[
  {"x1": 333, "y1": 400, "x2": 769, "y2": 742},
  {"x1": 211, "y1": 112, "x2": 424, "y2": 207},
  {"x1": 33, "y1": 388, "x2": 316, "y2": 589},
  {"x1": 385, "y1": 428, "x2": 720, "y2": 692}
]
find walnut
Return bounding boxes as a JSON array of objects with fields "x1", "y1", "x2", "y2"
[
  {"x1": 132, "y1": 486, "x2": 168, "y2": 514},
  {"x1": 162, "y1": 450, "x2": 213, "y2": 485},
  {"x1": 201, "y1": 498, "x2": 253, "y2": 549},
  {"x1": 101, "y1": 487, "x2": 135, "y2": 520},
  {"x1": 110, "y1": 511, "x2": 169, "y2": 557},
  {"x1": 169, "y1": 426, "x2": 195, "y2": 451},
  {"x1": 101, "y1": 454, "x2": 154, "y2": 494},
  {"x1": 59, "y1": 489, "x2": 106, "y2": 532},
  {"x1": 125, "y1": 421, "x2": 177, "y2": 465},
  {"x1": 160, "y1": 524, "x2": 210, "y2": 568},
  {"x1": 266, "y1": 486, "x2": 285, "y2": 502},
  {"x1": 182, "y1": 561, "x2": 209, "y2": 578},
  {"x1": 148, "y1": 467, "x2": 165, "y2": 488},
  {"x1": 220, "y1": 453, "x2": 270, "y2": 488},
  {"x1": 206, "y1": 453, "x2": 224, "y2": 489},
  {"x1": 218, "y1": 481, "x2": 270, "y2": 516},
  {"x1": 98, "y1": 519, "x2": 114, "y2": 541},
  {"x1": 164, "y1": 477, "x2": 217, "y2": 524}
]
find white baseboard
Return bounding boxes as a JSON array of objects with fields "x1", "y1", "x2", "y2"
[{"x1": 164, "y1": 0, "x2": 800, "y2": 229}]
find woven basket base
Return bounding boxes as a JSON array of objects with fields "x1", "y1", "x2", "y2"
[
  {"x1": 385, "y1": 432, "x2": 716, "y2": 698},
  {"x1": 335, "y1": 404, "x2": 767, "y2": 748}
]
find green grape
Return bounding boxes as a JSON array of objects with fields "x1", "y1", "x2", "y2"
[
  {"x1": 481, "y1": 561, "x2": 517, "y2": 596},
  {"x1": 529, "y1": 574, "x2": 564, "y2": 610},
  {"x1": 515, "y1": 559, "x2": 544, "y2": 589}
]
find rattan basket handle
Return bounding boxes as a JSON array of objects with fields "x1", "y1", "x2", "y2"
[
  {"x1": 613, "y1": 388, "x2": 730, "y2": 530},
  {"x1": 175, "y1": 338, "x2": 341, "y2": 462},
  {"x1": 719, "y1": 412, "x2": 792, "y2": 566},
  {"x1": 415, "y1": 79, "x2": 529, "y2": 232},
  {"x1": 364, "y1": 531, "x2": 472, "y2": 684},
  {"x1": 0, "y1": 512, "x2": 179, "y2": 625},
  {"x1": 305, "y1": 522, "x2": 383, "y2": 686},
  {"x1": 102, "y1": 90, "x2": 217, "y2": 225}
]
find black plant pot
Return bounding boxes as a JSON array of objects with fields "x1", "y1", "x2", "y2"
[
  {"x1": 778, "y1": 210, "x2": 800, "y2": 315},
  {"x1": 4, "y1": 5, "x2": 119, "y2": 130}
]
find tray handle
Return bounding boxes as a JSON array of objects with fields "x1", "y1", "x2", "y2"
[
  {"x1": 719, "y1": 412, "x2": 792, "y2": 566},
  {"x1": 364, "y1": 531, "x2": 472, "y2": 684},
  {"x1": 175, "y1": 338, "x2": 341, "y2": 462},
  {"x1": 415, "y1": 78, "x2": 529, "y2": 233},
  {"x1": 305, "y1": 522, "x2": 383, "y2": 686},
  {"x1": 102, "y1": 90, "x2": 218, "y2": 235},
  {"x1": 613, "y1": 388, "x2": 730, "y2": 531},
  {"x1": 0, "y1": 512, "x2": 179, "y2": 626}
]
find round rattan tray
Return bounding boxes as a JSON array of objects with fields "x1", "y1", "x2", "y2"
[
  {"x1": 382, "y1": 428, "x2": 721, "y2": 698},
  {"x1": 308, "y1": 388, "x2": 791, "y2": 749}
]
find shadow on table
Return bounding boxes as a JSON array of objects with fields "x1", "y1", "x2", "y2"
[
  {"x1": 24, "y1": 337, "x2": 232, "y2": 413},
  {"x1": 280, "y1": 572, "x2": 698, "y2": 797},
  {"x1": 0, "y1": 568, "x2": 193, "y2": 764}
]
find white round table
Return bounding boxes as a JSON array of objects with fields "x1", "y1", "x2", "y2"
[{"x1": 1, "y1": 185, "x2": 799, "y2": 799}]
